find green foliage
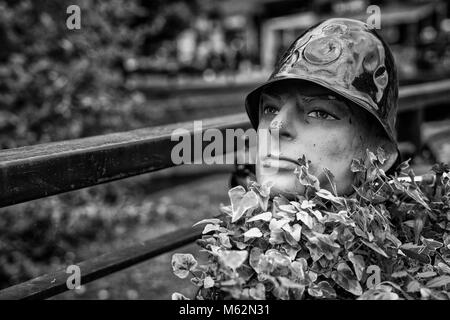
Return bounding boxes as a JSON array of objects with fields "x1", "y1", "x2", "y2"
[{"x1": 172, "y1": 150, "x2": 450, "y2": 300}]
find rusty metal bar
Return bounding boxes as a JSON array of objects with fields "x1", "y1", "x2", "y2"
[{"x1": 0, "y1": 224, "x2": 204, "y2": 300}]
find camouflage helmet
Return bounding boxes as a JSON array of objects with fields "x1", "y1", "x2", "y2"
[{"x1": 245, "y1": 18, "x2": 399, "y2": 147}]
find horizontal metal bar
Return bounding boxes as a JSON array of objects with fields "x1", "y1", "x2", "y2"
[
  {"x1": 0, "y1": 113, "x2": 251, "y2": 208},
  {"x1": 0, "y1": 224, "x2": 204, "y2": 300},
  {"x1": 398, "y1": 79, "x2": 450, "y2": 112}
]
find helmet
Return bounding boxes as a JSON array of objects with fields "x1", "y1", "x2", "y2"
[{"x1": 245, "y1": 18, "x2": 399, "y2": 147}]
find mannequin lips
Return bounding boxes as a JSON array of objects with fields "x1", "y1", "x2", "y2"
[{"x1": 261, "y1": 156, "x2": 301, "y2": 171}]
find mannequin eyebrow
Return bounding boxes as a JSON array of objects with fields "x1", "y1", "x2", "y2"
[
  {"x1": 260, "y1": 91, "x2": 353, "y2": 114},
  {"x1": 302, "y1": 94, "x2": 340, "y2": 102},
  {"x1": 301, "y1": 95, "x2": 352, "y2": 113}
]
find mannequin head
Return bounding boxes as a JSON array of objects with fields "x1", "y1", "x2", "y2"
[{"x1": 255, "y1": 80, "x2": 398, "y2": 198}]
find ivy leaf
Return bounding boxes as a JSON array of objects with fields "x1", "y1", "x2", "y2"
[
  {"x1": 279, "y1": 204, "x2": 297, "y2": 214},
  {"x1": 217, "y1": 233, "x2": 232, "y2": 248},
  {"x1": 190, "y1": 277, "x2": 203, "y2": 287},
  {"x1": 376, "y1": 146, "x2": 388, "y2": 165},
  {"x1": 309, "y1": 209, "x2": 324, "y2": 222},
  {"x1": 247, "y1": 211, "x2": 272, "y2": 222},
  {"x1": 234, "y1": 241, "x2": 248, "y2": 250},
  {"x1": 425, "y1": 275, "x2": 450, "y2": 288},
  {"x1": 361, "y1": 240, "x2": 389, "y2": 258},
  {"x1": 317, "y1": 281, "x2": 336, "y2": 299},
  {"x1": 350, "y1": 158, "x2": 366, "y2": 173},
  {"x1": 399, "y1": 243, "x2": 430, "y2": 263},
  {"x1": 291, "y1": 258, "x2": 307, "y2": 281},
  {"x1": 296, "y1": 210, "x2": 315, "y2": 229},
  {"x1": 421, "y1": 237, "x2": 443, "y2": 251},
  {"x1": 336, "y1": 226, "x2": 355, "y2": 249},
  {"x1": 406, "y1": 280, "x2": 421, "y2": 293},
  {"x1": 305, "y1": 241, "x2": 324, "y2": 262},
  {"x1": 323, "y1": 168, "x2": 338, "y2": 196},
  {"x1": 386, "y1": 232, "x2": 402, "y2": 248},
  {"x1": 391, "y1": 270, "x2": 408, "y2": 278},
  {"x1": 219, "y1": 250, "x2": 248, "y2": 270},
  {"x1": 358, "y1": 288, "x2": 399, "y2": 300},
  {"x1": 417, "y1": 271, "x2": 437, "y2": 279},
  {"x1": 366, "y1": 149, "x2": 378, "y2": 165},
  {"x1": 437, "y1": 262, "x2": 450, "y2": 274},
  {"x1": 299, "y1": 200, "x2": 316, "y2": 210},
  {"x1": 315, "y1": 189, "x2": 345, "y2": 206},
  {"x1": 297, "y1": 155, "x2": 309, "y2": 167},
  {"x1": 203, "y1": 276, "x2": 215, "y2": 289},
  {"x1": 229, "y1": 188, "x2": 260, "y2": 223},
  {"x1": 282, "y1": 223, "x2": 302, "y2": 242},
  {"x1": 306, "y1": 231, "x2": 341, "y2": 260},
  {"x1": 243, "y1": 227, "x2": 263, "y2": 240},
  {"x1": 171, "y1": 254, "x2": 198, "y2": 279},
  {"x1": 331, "y1": 262, "x2": 363, "y2": 296},
  {"x1": 272, "y1": 284, "x2": 290, "y2": 300},
  {"x1": 278, "y1": 276, "x2": 304, "y2": 289},
  {"x1": 249, "y1": 247, "x2": 264, "y2": 273},
  {"x1": 282, "y1": 244, "x2": 300, "y2": 261},
  {"x1": 171, "y1": 292, "x2": 190, "y2": 300},
  {"x1": 269, "y1": 218, "x2": 290, "y2": 231},
  {"x1": 404, "y1": 187, "x2": 430, "y2": 211},
  {"x1": 219, "y1": 204, "x2": 233, "y2": 217},
  {"x1": 202, "y1": 224, "x2": 221, "y2": 234},
  {"x1": 298, "y1": 165, "x2": 320, "y2": 191},
  {"x1": 249, "y1": 181, "x2": 272, "y2": 211},
  {"x1": 228, "y1": 185, "x2": 246, "y2": 212},
  {"x1": 269, "y1": 229, "x2": 285, "y2": 245},
  {"x1": 192, "y1": 218, "x2": 221, "y2": 227},
  {"x1": 265, "y1": 249, "x2": 291, "y2": 268},
  {"x1": 324, "y1": 211, "x2": 353, "y2": 226},
  {"x1": 397, "y1": 158, "x2": 411, "y2": 171},
  {"x1": 348, "y1": 252, "x2": 365, "y2": 281},
  {"x1": 249, "y1": 283, "x2": 266, "y2": 300},
  {"x1": 309, "y1": 281, "x2": 337, "y2": 299}
]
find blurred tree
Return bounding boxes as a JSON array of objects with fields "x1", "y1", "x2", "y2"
[
  {"x1": 138, "y1": 0, "x2": 204, "y2": 55},
  {"x1": 0, "y1": 0, "x2": 202, "y2": 148}
]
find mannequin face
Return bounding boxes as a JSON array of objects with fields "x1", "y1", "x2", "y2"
[{"x1": 256, "y1": 80, "x2": 396, "y2": 198}]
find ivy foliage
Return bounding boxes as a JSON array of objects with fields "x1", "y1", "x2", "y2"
[{"x1": 172, "y1": 149, "x2": 450, "y2": 300}]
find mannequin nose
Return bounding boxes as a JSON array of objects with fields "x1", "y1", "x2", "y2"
[
  {"x1": 269, "y1": 107, "x2": 295, "y2": 139},
  {"x1": 269, "y1": 119, "x2": 283, "y2": 131}
]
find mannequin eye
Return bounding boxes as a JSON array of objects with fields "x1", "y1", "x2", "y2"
[
  {"x1": 263, "y1": 105, "x2": 279, "y2": 115},
  {"x1": 307, "y1": 110, "x2": 338, "y2": 120}
]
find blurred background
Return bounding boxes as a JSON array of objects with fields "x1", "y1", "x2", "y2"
[{"x1": 0, "y1": 0, "x2": 450, "y2": 299}]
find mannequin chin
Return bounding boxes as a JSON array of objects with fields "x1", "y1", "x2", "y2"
[{"x1": 256, "y1": 167, "x2": 305, "y2": 199}]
